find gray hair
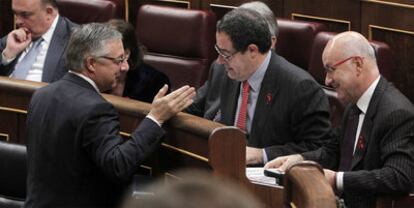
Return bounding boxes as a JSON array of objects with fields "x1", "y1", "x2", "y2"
[
  {"x1": 240, "y1": 1, "x2": 278, "y2": 37},
  {"x1": 65, "y1": 23, "x2": 122, "y2": 72}
]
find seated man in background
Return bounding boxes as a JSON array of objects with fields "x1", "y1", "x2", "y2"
[
  {"x1": 185, "y1": 7, "x2": 332, "y2": 165},
  {"x1": 25, "y1": 23, "x2": 195, "y2": 208},
  {"x1": 265, "y1": 31, "x2": 414, "y2": 208},
  {"x1": 107, "y1": 19, "x2": 170, "y2": 103},
  {"x1": 186, "y1": 1, "x2": 278, "y2": 122},
  {"x1": 0, "y1": 0, "x2": 76, "y2": 82}
]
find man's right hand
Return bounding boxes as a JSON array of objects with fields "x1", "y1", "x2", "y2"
[
  {"x1": 148, "y1": 85, "x2": 196, "y2": 124},
  {"x1": 3, "y1": 28, "x2": 32, "y2": 60},
  {"x1": 264, "y1": 154, "x2": 304, "y2": 172}
]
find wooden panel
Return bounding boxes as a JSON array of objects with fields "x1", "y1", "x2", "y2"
[
  {"x1": 284, "y1": 0, "x2": 359, "y2": 32},
  {"x1": 361, "y1": 0, "x2": 414, "y2": 101}
]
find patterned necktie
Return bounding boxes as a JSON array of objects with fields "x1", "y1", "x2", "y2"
[
  {"x1": 12, "y1": 38, "x2": 43, "y2": 80},
  {"x1": 236, "y1": 81, "x2": 250, "y2": 132},
  {"x1": 338, "y1": 105, "x2": 361, "y2": 171}
]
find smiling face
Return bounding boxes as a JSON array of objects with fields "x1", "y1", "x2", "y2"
[
  {"x1": 215, "y1": 31, "x2": 256, "y2": 81},
  {"x1": 323, "y1": 44, "x2": 360, "y2": 104},
  {"x1": 12, "y1": 0, "x2": 56, "y2": 38}
]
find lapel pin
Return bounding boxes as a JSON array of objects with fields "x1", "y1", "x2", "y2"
[
  {"x1": 357, "y1": 135, "x2": 365, "y2": 150},
  {"x1": 266, "y1": 93, "x2": 272, "y2": 105}
]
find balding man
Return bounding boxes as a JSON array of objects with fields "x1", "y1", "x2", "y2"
[
  {"x1": 0, "y1": 0, "x2": 76, "y2": 82},
  {"x1": 265, "y1": 31, "x2": 414, "y2": 208}
]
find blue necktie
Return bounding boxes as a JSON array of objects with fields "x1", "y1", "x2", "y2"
[{"x1": 12, "y1": 38, "x2": 43, "y2": 80}]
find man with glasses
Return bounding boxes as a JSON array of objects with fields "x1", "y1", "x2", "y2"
[
  {"x1": 265, "y1": 31, "x2": 414, "y2": 208},
  {"x1": 0, "y1": 0, "x2": 76, "y2": 82},
  {"x1": 25, "y1": 23, "x2": 196, "y2": 207},
  {"x1": 186, "y1": 8, "x2": 332, "y2": 165}
]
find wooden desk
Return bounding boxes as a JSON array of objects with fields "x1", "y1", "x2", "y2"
[{"x1": 0, "y1": 77, "x2": 336, "y2": 207}]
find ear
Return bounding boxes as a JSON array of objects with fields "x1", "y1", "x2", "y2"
[
  {"x1": 248, "y1": 44, "x2": 260, "y2": 58},
  {"x1": 271, "y1": 36, "x2": 277, "y2": 50},
  {"x1": 84, "y1": 57, "x2": 96, "y2": 73},
  {"x1": 354, "y1": 56, "x2": 364, "y2": 76}
]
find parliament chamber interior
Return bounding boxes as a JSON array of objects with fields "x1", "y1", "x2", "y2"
[{"x1": 1, "y1": 0, "x2": 414, "y2": 207}]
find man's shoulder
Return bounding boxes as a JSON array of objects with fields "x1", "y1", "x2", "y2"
[{"x1": 268, "y1": 53, "x2": 318, "y2": 85}]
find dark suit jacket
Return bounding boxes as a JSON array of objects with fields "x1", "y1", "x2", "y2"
[
  {"x1": 186, "y1": 52, "x2": 332, "y2": 160},
  {"x1": 302, "y1": 77, "x2": 414, "y2": 208},
  {"x1": 123, "y1": 63, "x2": 170, "y2": 103},
  {"x1": 25, "y1": 73, "x2": 165, "y2": 208},
  {"x1": 0, "y1": 16, "x2": 77, "y2": 82}
]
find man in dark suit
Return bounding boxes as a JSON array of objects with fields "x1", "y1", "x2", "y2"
[
  {"x1": 25, "y1": 23, "x2": 195, "y2": 208},
  {"x1": 185, "y1": 8, "x2": 332, "y2": 165},
  {"x1": 0, "y1": 0, "x2": 76, "y2": 82},
  {"x1": 265, "y1": 31, "x2": 414, "y2": 208}
]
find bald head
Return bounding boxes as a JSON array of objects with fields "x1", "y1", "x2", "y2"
[
  {"x1": 323, "y1": 31, "x2": 377, "y2": 71},
  {"x1": 323, "y1": 31, "x2": 380, "y2": 104}
]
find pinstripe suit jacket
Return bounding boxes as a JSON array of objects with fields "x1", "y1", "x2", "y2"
[
  {"x1": 302, "y1": 77, "x2": 414, "y2": 208},
  {"x1": 187, "y1": 52, "x2": 332, "y2": 160}
]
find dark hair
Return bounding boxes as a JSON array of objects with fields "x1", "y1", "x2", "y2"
[
  {"x1": 107, "y1": 19, "x2": 144, "y2": 70},
  {"x1": 217, "y1": 8, "x2": 271, "y2": 54}
]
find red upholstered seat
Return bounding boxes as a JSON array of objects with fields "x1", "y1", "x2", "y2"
[
  {"x1": 276, "y1": 18, "x2": 326, "y2": 70},
  {"x1": 136, "y1": 5, "x2": 216, "y2": 90},
  {"x1": 57, "y1": 0, "x2": 116, "y2": 24}
]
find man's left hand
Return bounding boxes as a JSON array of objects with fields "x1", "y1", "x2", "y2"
[{"x1": 246, "y1": 147, "x2": 264, "y2": 165}]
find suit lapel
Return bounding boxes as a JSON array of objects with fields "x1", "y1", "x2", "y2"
[
  {"x1": 250, "y1": 53, "x2": 279, "y2": 140},
  {"x1": 350, "y1": 77, "x2": 387, "y2": 169},
  {"x1": 220, "y1": 78, "x2": 239, "y2": 125},
  {"x1": 42, "y1": 17, "x2": 70, "y2": 82}
]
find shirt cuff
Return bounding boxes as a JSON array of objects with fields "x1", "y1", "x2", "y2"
[
  {"x1": 1, "y1": 50, "x2": 15, "y2": 65},
  {"x1": 262, "y1": 149, "x2": 268, "y2": 164},
  {"x1": 146, "y1": 115, "x2": 162, "y2": 127},
  {"x1": 336, "y1": 171, "x2": 344, "y2": 192}
]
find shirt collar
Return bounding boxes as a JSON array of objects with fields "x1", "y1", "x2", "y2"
[
  {"x1": 69, "y1": 70, "x2": 100, "y2": 93},
  {"x1": 41, "y1": 15, "x2": 59, "y2": 44},
  {"x1": 246, "y1": 51, "x2": 271, "y2": 92},
  {"x1": 356, "y1": 76, "x2": 380, "y2": 114}
]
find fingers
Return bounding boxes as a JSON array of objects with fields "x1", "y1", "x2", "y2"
[
  {"x1": 153, "y1": 84, "x2": 169, "y2": 101},
  {"x1": 264, "y1": 157, "x2": 284, "y2": 169},
  {"x1": 10, "y1": 28, "x2": 31, "y2": 43},
  {"x1": 165, "y1": 86, "x2": 195, "y2": 111}
]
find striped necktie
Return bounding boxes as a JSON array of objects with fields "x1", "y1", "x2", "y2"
[{"x1": 12, "y1": 38, "x2": 43, "y2": 80}]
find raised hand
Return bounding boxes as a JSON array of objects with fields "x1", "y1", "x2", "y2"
[
  {"x1": 3, "y1": 28, "x2": 32, "y2": 60},
  {"x1": 149, "y1": 85, "x2": 196, "y2": 124}
]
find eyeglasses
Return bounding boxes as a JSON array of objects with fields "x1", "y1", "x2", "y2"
[
  {"x1": 96, "y1": 55, "x2": 128, "y2": 66},
  {"x1": 324, "y1": 56, "x2": 364, "y2": 72},
  {"x1": 214, "y1": 44, "x2": 239, "y2": 62}
]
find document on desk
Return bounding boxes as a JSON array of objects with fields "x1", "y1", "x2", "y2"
[{"x1": 246, "y1": 167, "x2": 281, "y2": 187}]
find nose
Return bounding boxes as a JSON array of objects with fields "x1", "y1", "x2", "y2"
[
  {"x1": 15, "y1": 16, "x2": 23, "y2": 26},
  {"x1": 216, "y1": 55, "x2": 226, "y2": 65},
  {"x1": 119, "y1": 59, "x2": 129, "y2": 72},
  {"x1": 325, "y1": 73, "x2": 333, "y2": 87}
]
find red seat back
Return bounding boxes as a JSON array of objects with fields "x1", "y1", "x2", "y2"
[
  {"x1": 57, "y1": 0, "x2": 116, "y2": 24},
  {"x1": 136, "y1": 5, "x2": 216, "y2": 90}
]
